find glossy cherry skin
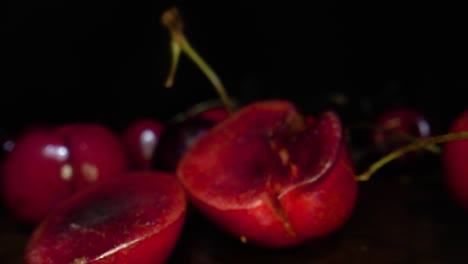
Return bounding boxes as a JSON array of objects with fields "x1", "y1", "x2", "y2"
[
  {"x1": 1, "y1": 124, "x2": 129, "y2": 225},
  {"x1": 443, "y1": 111, "x2": 468, "y2": 209},
  {"x1": 153, "y1": 118, "x2": 216, "y2": 172},
  {"x1": 122, "y1": 119, "x2": 165, "y2": 170},
  {"x1": 371, "y1": 108, "x2": 432, "y2": 156},
  {"x1": 177, "y1": 100, "x2": 358, "y2": 248},
  {"x1": 25, "y1": 171, "x2": 187, "y2": 264}
]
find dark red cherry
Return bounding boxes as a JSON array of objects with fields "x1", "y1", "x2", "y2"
[
  {"x1": 371, "y1": 108, "x2": 432, "y2": 158},
  {"x1": 122, "y1": 119, "x2": 165, "y2": 170},
  {"x1": 25, "y1": 171, "x2": 186, "y2": 264},
  {"x1": 153, "y1": 118, "x2": 215, "y2": 172},
  {"x1": 443, "y1": 111, "x2": 468, "y2": 209},
  {"x1": 196, "y1": 107, "x2": 230, "y2": 123},
  {"x1": 177, "y1": 100, "x2": 358, "y2": 248},
  {"x1": 1, "y1": 123, "x2": 129, "y2": 225}
]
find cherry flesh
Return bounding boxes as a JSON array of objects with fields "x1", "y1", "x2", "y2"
[
  {"x1": 1, "y1": 123, "x2": 129, "y2": 225},
  {"x1": 122, "y1": 119, "x2": 165, "y2": 170},
  {"x1": 177, "y1": 100, "x2": 358, "y2": 248},
  {"x1": 443, "y1": 110, "x2": 468, "y2": 209},
  {"x1": 24, "y1": 171, "x2": 186, "y2": 264}
]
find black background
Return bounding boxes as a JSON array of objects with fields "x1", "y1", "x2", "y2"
[{"x1": 2, "y1": 0, "x2": 467, "y2": 131}]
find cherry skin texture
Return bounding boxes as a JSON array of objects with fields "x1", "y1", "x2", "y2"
[
  {"x1": 443, "y1": 111, "x2": 468, "y2": 209},
  {"x1": 1, "y1": 124, "x2": 129, "y2": 225},
  {"x1": 371, "y1": 108, "x2": 432, "y2": 155},
  {"x1": 177, "y1": 100, "x2": 358, "y2": 248},
  {"x1": 24, "y1": 171, "x2": 187, "y2": 264},
  {"x1": 122, "y1": 119, "x2": 165, "y2": 170}
]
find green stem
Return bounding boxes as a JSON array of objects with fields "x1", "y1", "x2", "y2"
[
  {"x1": 356, "y1": 131, "x2": 468, "y2": 181},
  {"x1": 161, "y1": 6, "x2": 235, "y2": 113}
]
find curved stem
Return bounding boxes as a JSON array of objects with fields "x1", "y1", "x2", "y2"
[
  {"x1": 161, "y1": 6, "x2": 236, "y2": 113},
  {"x1": 356, "y1": 131, "x2": 468, "y2": 181}
]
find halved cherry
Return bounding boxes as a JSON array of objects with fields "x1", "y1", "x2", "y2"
[
  {"x1": 24, "y1": 171, "x2": 186, "y2": 264},
  {"x1": 177, "y1": 100, "x2": 358, "y2": 248}
]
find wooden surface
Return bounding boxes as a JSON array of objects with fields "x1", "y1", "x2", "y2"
[{"x1": 1, "y1": 163, "x2": 468, "y2": 264}]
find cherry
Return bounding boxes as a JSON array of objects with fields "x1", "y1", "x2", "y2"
[
  {"x1": 371, "y1": 107, "x2": 436, "y2": 159},
  {"x1": 153, "y1": 117, "x2": 216, "y2": 172},
  {"x1": 196, "y1": 107, "x2": 230, "y2": 123},
  {"x1": 0, "y1": 123, "x2": 51, "y2": 157},
  {"x1": 122, "y1": 119, "x2": 165, "y2": 170},
  {"x1": 24, "y1": 171, "x2": 186, "y2": 264},
  {"x1": 443, "y1": 111, "x2": 468, "y2": 209},
  {"x1": 1, "y1": 123, "x2": 129, "y2": 225},
  {"x1": 178, "y1": 100, "x2": 358, "y2": 247},
  {"x1": 160, "y1": 6, "x2": 468, "y2": 248}
]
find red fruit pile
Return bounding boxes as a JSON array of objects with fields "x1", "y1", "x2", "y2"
[{"x1": 1, "y1": 5, "x2": 468, "y2": 264}]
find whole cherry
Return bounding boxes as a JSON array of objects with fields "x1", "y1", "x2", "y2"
[
  {"x1": 122, "y1": 119, "x2": 165, "y2": 170},
  {"x1": 443, "y1": 110, "x2": 468, "y2": 209},
  {"x1": 24, "y1": 171, "x2": 186, "y2": 264},
  {"x1": 371, "y1": 107, "x2": 434, "y2": 159},
  {"x1": 1, "y1": 123, "x2": 129, "y2": 225},
  {"x1": 153, "y1": 117, "x2": 216, "y2": 172}
]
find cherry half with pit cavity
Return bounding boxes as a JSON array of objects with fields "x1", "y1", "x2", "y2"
[
  {"x1": 177, "y1": 100, "x2": 358, "y2": 247},
  {"x1": 24, "y1": 171, "x2": 186, "y2": 264}
]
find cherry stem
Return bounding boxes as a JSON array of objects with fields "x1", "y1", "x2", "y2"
[
  {"x1": 356, "y1": 131, "x2": 468, "y2": 182},
  {"x1": 347, "y1": 123, "x2": 441, "y2": 154},
  {"x1": 169, "y1": 98, "x2": 231, "y2": 124},
  {"x1": 161, "y1": 6, "x2": 236, "y2": 113}
]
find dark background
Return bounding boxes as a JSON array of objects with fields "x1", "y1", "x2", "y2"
[{"x1": 2, "y1": 0, "x2": 467, "y2": 131}]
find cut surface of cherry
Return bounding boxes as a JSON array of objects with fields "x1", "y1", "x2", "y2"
[
  {"x1": 122, "y1": 119, "x2": 165, "y2": 170},
  {"x1": 371, "y1": 108, "x2": 433, "y2": 157},
  {"x1": 1, "y1": 124, "x2": 129, "y2": 225},
  {"x1": 443, "y1": 110, "x2": 468, "y2": 209},
  {"x1": 24, "y1": 171, "x2": 186, "y2": 264},
  {"x1": 177, "y1": 100, "x2": 358, "y2": 248},
  {"x1": 153, "y1": 117, "x2": 217, "y2": 172}
]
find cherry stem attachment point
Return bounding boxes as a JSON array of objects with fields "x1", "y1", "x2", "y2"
[
  {"x1": 356, "y1": 131, "x2": 468, "y2": 182},
  {"x1": 161, "y1": 6, "x2": 236, "y2": 113}
]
